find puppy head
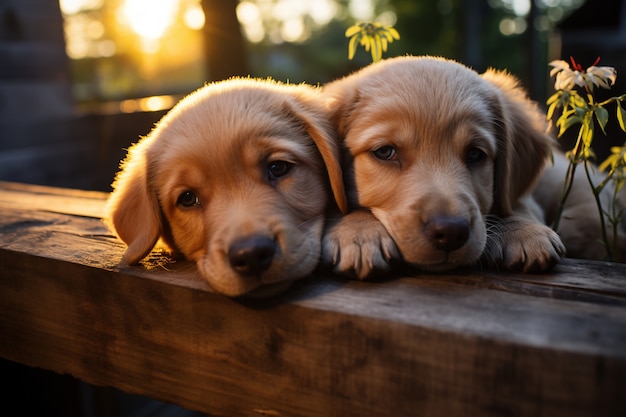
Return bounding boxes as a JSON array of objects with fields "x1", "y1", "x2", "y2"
[
  {"x1": 105, "y1": 78, "x2": 347, "y2": 297},
  {"x1": 325, "y1": 56, "x2": 553, "y2": 270}
]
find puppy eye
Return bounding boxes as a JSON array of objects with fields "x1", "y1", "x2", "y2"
[
  {"x1": 373, "y1": 145, "x2": 397, "y2": 161},
  {"x1": 268, "y1": 160, "x2": 293, "y2": 179},
  {"x1": 466, "y1": 147, "x2": 487, "y2": 165},
  {"x1": 177, "y1": 190, "x2": 199, "y2": 207}
]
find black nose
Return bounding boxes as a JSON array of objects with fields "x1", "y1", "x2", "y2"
[
  {"x1": 424, "y1": 215, "x2": 470, "y2": 252},
  {"x1": 228, "y1": 235, "x2": 276, "y2": 276}
]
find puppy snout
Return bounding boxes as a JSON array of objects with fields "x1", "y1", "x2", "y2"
[
  {"x1": 424, "y1": 215, "x2": 470, "y2": 252},
  {"x1": 228, "y1": 235, "x2": 276, "y2": 276}
]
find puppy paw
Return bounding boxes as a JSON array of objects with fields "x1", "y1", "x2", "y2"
[
  {"x1": 322, "y1": 210, "x2": 399, "y2": 279},
  {"x1": 495, "y1": 218, "x2": 566, "y2": 273}
]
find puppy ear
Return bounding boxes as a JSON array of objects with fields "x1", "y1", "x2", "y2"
[
  {"x1": 104, "y1": 140, "x2": 162, "y2": 264},
  {"x1": 286, "y1": 96, "x2": 349, "y2": 214},
  {"x1": 323, "y1": 78, "x2": 365, "y2": 208},
  {"x1": 324, "y1": 77, "x2": 360, "y2": 139},
  {"x1": 482, "y1": 69, "x2": 555, "y2": 217}
]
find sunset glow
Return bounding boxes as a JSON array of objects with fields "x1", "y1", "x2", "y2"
[{"x1": 119, "y1": 0, "x2": 178, "y2": 52}]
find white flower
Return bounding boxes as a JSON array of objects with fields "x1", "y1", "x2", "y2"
[
  {"x1": 549, "y1": 58, "x2": 617, "y2": 91},
  {"x1": 586, "y1": 65, "x2": 617, "y2": 89},
  {"x1": 549, "y1": 59, "x2": 571, "y2": 76},
  {"x1": 550, "y1": 60, "x2": 581, "y2": 90}
]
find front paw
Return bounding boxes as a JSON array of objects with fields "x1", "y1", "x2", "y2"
[
  {"x1": 492, "y1": 218, "x2": 566, "y2": 273},
  {"x1": 322, "y1": 210, "x2": 399, "y2": 279}
]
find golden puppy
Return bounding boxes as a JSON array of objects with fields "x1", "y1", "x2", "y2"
[
  {"x1": 105, "y1": 78, "x2": 347, "y2": 297},
  {"x1": 322, "y1": 56, "x2": 565, "y2": 278}
]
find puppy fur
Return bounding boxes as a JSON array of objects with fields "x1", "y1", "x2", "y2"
[
  {"x1": 532, "y1": 151, "x2": 626, "y2": 262},
  {"x1": 105, "y1": 78, "x2": 347, "y2": 297},
  {"x1": 322, "y1": 55, "x2": 566, "y2": 278}
]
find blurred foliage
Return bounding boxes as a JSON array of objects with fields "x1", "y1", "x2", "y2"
[{"x1": 61, "y1": 0, "x2": 585, "y2": 103}]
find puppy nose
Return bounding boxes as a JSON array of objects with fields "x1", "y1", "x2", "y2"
[
  {"x1": 424, "y1": 216, "x2": 470, "y2": 252},
  {"x1": 228, "y1": 235, "x2": 276, "y2": 276}
]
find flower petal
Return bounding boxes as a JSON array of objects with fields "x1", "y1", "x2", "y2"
[
  {"x1": 345, "y1": 24, "x2": 362, "y2": 37},
  {"x1": 587, "y1": 65, "x2": 617, "y2": 88},
  {"x1": 348, "y1": 34, "x2": 359, "y2": 60},
  {"x1": 549, "y1": 59, "x2": 570, "y2": 69},
  {"x1": 387, "y1": 26, "x2": 400, "y2": 40},
  {"x1": 549, "y1": 60, "x2": 570, "y2": 73}
]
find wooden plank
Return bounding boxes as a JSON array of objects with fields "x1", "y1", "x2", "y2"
[
  {"x1": 0, "y1": 180, "x2": 107, "y2": 218},
  {"x1": 1, "y1": 181, "x2": 626, "y2": 417}
]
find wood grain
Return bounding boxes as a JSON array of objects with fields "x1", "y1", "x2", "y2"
[{"x1": 1, "y1": 181, "x2": 625, "y2": 417}]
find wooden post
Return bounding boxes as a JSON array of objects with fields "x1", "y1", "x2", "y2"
[{"x1": 201, "y1": 0, "x2": 249, "y2": 81}]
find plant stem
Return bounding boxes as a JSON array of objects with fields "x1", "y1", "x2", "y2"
[
  {"x1": 610, "y1": 189, "x2": 619, "y2": 257},
  {"x1": 583, "y1": 159, "x2": 613, "y2": 261},
  {"x1": 552, "y1": 161, "x2": 576, "y2": 232},
  {"x1": 597, "y1": 93, "x2": 626, "y2": 107},
  {"x1": 551, "y1": 128, "x2": 585, "y2": 231}
]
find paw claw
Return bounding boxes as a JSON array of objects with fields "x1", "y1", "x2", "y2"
[
  {"x1": 322, "y1": 210, "x2": 399, "y2": 279},
  {"x1": 498, "y1": 220, "x2": 565, "y2": 273}
]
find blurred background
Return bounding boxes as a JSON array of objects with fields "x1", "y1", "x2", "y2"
[
  {"x1": 0, "y1": 0, "x2": 625, "y2": 191},
  {"x1": 1, "y1": 0, "x2": 626, "y2": 415}
]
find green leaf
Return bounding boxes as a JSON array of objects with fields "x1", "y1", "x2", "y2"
[
  {"x1": 571, "y1": 92, "x2": 587, "y2": 109},
  {"x1": 574, "y1": 106, "x2": 589, "y2": 118},
  {"x1": 599, "y1": 154, "x2": 617, "y2": 172},
  {"x1": 581, "y1": 117, "x2": 594, "y2": 149},
  {"x1": 546, "y1": 91, "x2": 560, "y2": 104},
  {"x1": 547, "y1": 100, "x2": 558, "y2": 120},
  {"x1": 556, "y1": 112, "x2": 581, "y2": 136},
  {"x1": 617, "y1": 101, "x2": 626, "y2": 132},
  {"x1": 594, "y1": 105, "x2": 609, "y2": 134}
]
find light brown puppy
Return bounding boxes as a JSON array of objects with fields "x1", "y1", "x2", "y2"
[
  {"x1": 322, "y1": 56, "x2": 565, "y2": 278},
  {"x1": 105, "y1": 78, "x2": 347, "y2": 297}
]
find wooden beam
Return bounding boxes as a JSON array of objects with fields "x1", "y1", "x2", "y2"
[{"x1": 1, "y1": 181, "x2": 625, "y2": 417}]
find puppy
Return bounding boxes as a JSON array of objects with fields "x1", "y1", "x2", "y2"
[
  {"x1": 322, "y1": 56, "x2": 566, "y2": 279},
  {"x1": 532, "y1": 151, "x2": 626, "y2": 262},
  {"x1": 105, "y1": 78, "x2": 347, "y2": 297}
]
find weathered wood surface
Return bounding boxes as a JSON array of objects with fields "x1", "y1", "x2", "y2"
[{"x1": 1, "y1": 181, "x2": 625, "y2": 417}]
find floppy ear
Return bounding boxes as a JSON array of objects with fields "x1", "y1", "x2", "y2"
[
  {"x1": 481, "y1": 69, "x2": 555, "y2": 217},
  {"x1": 323, "y1": 77, "x2": 361, "y2": 140},
  {"x1": 286, "y1": 96, "x2": 349, "y2": 214},
  {"x1": 322, "y1": 77, "x2": 366, "y2": 209},
  {"x1": 104, "y1": 140, "x2": 162, "y2": 264}
]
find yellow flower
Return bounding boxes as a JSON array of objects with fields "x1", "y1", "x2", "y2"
[
  {"x1": 345, "y1": 21, "x2": 400, "y2": 62},
  {"x1": 599, "y1": 146, "x2": 626, "y2": 173},
  {"x1": 549, "y1": 57, "x2": 616, "y2": 92}
]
